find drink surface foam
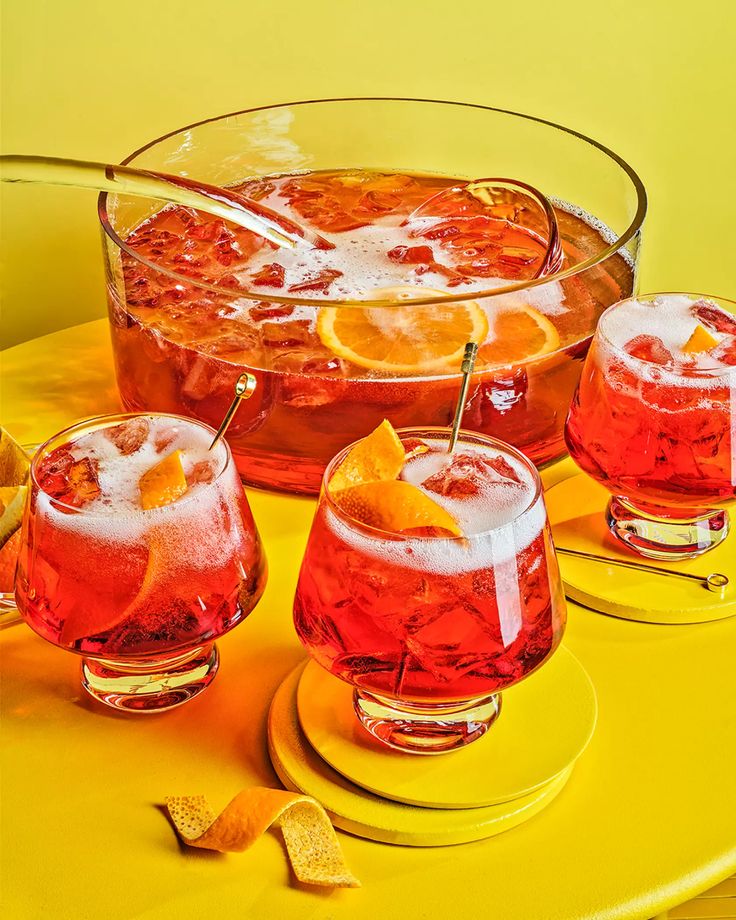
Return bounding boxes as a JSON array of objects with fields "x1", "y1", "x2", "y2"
[
  {"x1": 400, "y1": 440, "x2": 536, "y2": 535},
  {"x1": 34, "y1": 418, "x2": 243, "y2": 569},
  {"x1": 326, "y1": 438, "x2": 546, "y2": 574},
  {"x1": 237, "y1": 184, "x2": 569, "y2": 327},
  {"x1": 600, "y1": 295, "x2": 736, "y2": 380},
  {"x1": 62, "y1": 417, "x2": 226, "y2": 513}
]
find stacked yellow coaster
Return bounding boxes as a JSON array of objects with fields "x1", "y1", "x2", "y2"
[
  {"x1": 546, "y1": 474, "x2": 736, "y2": 624},
  {"x1": 266, "y1": 650, "x2": 597, "y2": 846}
]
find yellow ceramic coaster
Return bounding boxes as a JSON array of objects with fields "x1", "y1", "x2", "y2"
[
  {"x1": 546, "y1": 473, "x2": 736, "y2": 624},
  {"x1": 268, "y1": 664, "x2": 573, "y2": 846},
  {"x1": 295, "y1": 646, "x2": 596, "y2": 809}
]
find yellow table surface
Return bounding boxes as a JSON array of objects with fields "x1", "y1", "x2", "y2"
[{"x1": 2, "y1": 321, "x2": 735, "y2": 920}]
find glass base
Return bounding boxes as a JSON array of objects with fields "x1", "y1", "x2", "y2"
[
  {"x1": 81, "y1": 644, "x2": 219, "y2": 712},
  {"x1": 353, "y1": 689, "x2": 502, "y2": 754},
  {"x1": 607, "y1": 496, "x2": 730, "y2": 560}
]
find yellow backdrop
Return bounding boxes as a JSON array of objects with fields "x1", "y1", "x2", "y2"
[{"x1": 1, "y1": 0, "x2": 735, "y2": 349}]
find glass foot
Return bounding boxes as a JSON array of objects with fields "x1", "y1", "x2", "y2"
[
  {"x1": 81, "y1": 644, "x2": 219, "y2": 712},
  {"x1": 353, "y1": 689, "x2": 502, "y2": 754},
  {"x1": 607, "y1": 496, "x2": 729, "y2": 560}
]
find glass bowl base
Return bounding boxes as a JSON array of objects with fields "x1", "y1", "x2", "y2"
[
  {"x1": 268, "y1": 663, "x2": 576, "y2": 843},
  {"x1": 546, "y1": 473, "x2": 736, "y2": 624},
  {"x1": 607, "y1": 496, "x2": 729, "y2": 560},
  {"x1": 353, "y1": 689, "x2": 502, "y2": 754},
  {"x1": 81, "y1": 644, "x2": 219, "y2": 712}
]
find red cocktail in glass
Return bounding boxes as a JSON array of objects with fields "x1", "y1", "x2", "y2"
[
  {"x1": 15, "y1": 413, "x2": 267, "y2": 711},
  {"x1": 293, "y1": 426, "x2": 566, "y2": 752},
  {"x1": 565, "y1": 293, "x2": 736, "y2": 558}
]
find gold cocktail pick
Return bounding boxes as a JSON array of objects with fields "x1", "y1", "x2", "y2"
[
  {"x1": 209, "y1": 373, "x2": 258, "y2": 451},
  {"x1": 555, "y1": 546, "x2": 729, "y2": 597},
  {"x1": 448, "y1": 342, "x2": 479, "y2": 453}
]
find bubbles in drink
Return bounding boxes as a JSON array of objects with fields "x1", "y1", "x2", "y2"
[
  {"x1": 326, "y1": 436, "x2": 546, "y2": 574},
  {"x1": 601, "y1": 294, "x2": 736, "y2": 382},
  {"x1": 37, "y1": 416, "x2": 227, "y2": 514},
  {"x1": 16, "y1": 415, "x2": 266, "y2": 657},
  {"x1": 294, "y1": 430, "x2": 563, "y2": 701},
  {"x1": 400, "y1": 439, "x2": 532, "y2": 534},
  {"x1": 565, "y1": 294, "x2": 736, "y2": 509}
]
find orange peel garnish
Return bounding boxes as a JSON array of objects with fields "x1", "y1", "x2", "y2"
[
  {"x1": 139, "y1": 450, "x2": 188, "y2": 510},
  {"x1": 682, "y1": 323, "x2": 719, "y2": 354},
  {"x1": 165, "y1": 788, "x2": 360, "y2": 889},
  {"x1": 333, "y1": 479, "x2": 462, "y2": 537},
  {"x1": 329, "y1": 419, "x2": 405, "y2": 492}
]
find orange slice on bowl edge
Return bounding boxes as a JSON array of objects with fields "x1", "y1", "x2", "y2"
[
  {"x1": 0, "y1": 428, "x2": 31, "y2": 488},
  {"x1": 478, "y1": 304, "x2": 559, "y2": 367},
  {"x1": 0, "y1": 486, "x2": 27, "y2": 552},
  {"x1": 333, "y1": 480, "x2": 462, "y2": 537},
  {"x1": 0, "y1": 530, "x2": 23, "y2": 594},
  {"x1": 329, "y1": 419, "x2": 405, "y2": 492},
  {"x1": 317, "y1": 286, "x2": 489, "y2": 375}
]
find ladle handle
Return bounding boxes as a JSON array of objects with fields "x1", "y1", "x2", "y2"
[{"x1": 0, "y1": 154, "x2": 300, "y2": 249}]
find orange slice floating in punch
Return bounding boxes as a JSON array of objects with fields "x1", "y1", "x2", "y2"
[
  {"x1": 317, "y1": 286, "x2": 488, "y2": 375},
  {"x1": 333, "y1": 480, "x2": 462, "y2": 537},
  {"x1": 329, "y1": 420, "x2": 462, "y2": 537},
  {"x1": 478, "y1": 304, "x2": 559, "y2": 367}
]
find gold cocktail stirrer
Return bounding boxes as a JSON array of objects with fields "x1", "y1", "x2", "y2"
[
  {"x1": 209, "y1": 373, "x2": 258, "y2": 451},
  {"x1": 555, "y1": 546, "x2": 729, "y2": 597},
  {"x1": 448, "y1": 342, "x2": 479, "y2": 453}
]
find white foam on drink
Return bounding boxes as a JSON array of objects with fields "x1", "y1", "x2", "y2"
[
  {"x1": 64, "y1": 418, "x2": 225, "y2": 513},
  {"x1": 233, "y1": 212, "x2": 568, "y2": 343},
  {"x1": 550, "y1": 197, "x2": 631, "y2": 253},
  {"x1": 598, "y1": 295, "x2": 736, "y2": 391},
  {"x1": 236, "y1": 219, "x2": 450, "y2": 298},
  {"x1": 33, "y1": 418, "x2": 247, "y2": 571},
  {"x1": 326, "y1": 438, "x2": 546, "y2": 574},
  {"x1": 400, "y1": 441, "x2": 534, "y2": 535}
]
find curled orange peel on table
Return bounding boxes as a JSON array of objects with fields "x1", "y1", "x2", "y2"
[{"x1": 165, "y1": 788, "x2": 360, "y2": 889}]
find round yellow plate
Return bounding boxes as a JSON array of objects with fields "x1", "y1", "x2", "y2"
[
  {"x1": 268, "y1": 663, "x2": 573, "y2": 846},
  {"x1": 295, "y1": 646, "x2": 596, "y2": 809},
  {"x1": 546, "y1": 474, "x2": 736, "y2": 624}
]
